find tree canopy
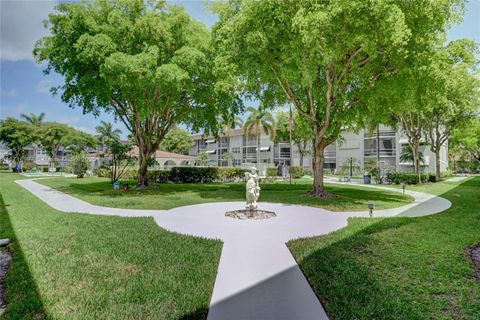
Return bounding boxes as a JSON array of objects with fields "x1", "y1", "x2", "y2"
[
  {"x1": 0, "y1": 118, "x2": 36, "y2": 167},
  {"x1": 34, "y1": 0, "x2": 241, "y2": 186},
  {"x1": 212, "y1": 0, "x2": 465, "y2": 195},
  {"x1": 160, "y1": 127, "x2": 193, "y2": 154}
]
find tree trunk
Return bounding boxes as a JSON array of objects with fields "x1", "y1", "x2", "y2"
[
  {"x1": 256, "y1": 132, "x2": 260, "y2": 165},
  {"x1": 411, "y1": 141, "x2": 422, "y2": 184},
  {"x1": 435, "y1": 148, "x2": 441, "y2": 182},
  {"x1": 309, "y1": 132, "x2": 335, "y2": 198},
  {"x1": 376, "y1": 125, "x2": 380, "y2": 169},
  {"x1": 299, "y1": 152, "x2": 304, "y2": 167},
  {"x1": 137, "y1": 153, "x2": 149, "y2": 187}
]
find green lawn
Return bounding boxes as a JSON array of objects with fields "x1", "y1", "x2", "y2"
[
  {"x1": 0, "y1": 172, "x2": 222, "y2": 320},
  {"x1": 289, "y1": 177, "x2": 480, "y2": 319},
  {"x1": 37, "y1": 176, "x2": 413, "y2": 212}
]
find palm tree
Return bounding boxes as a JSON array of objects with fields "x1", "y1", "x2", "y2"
[
  {"x1": 20, "y1": 112, "x2": 45, "y2": 165},
  {"x1": 95, "y1": 121, "x2": 122, "y2": 152},
  {"x1": 400, "y1": 145, "x2": 424, "y2": 171},
  {"x1": 244, "y1": 106, "x2": 276, "y2": 164},
  {"x1": 20, "y1": 112, "x2": 45, "y2": 126}
]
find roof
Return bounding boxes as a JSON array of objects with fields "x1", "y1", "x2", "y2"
[
  {"x1": 192, "y1": 127, "x2": 260, "y2": 140},
  {"x1": 129, "y1": 146, "x2": 197, "y2": 160}
]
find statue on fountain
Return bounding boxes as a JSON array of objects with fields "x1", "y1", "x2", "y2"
[
  {"x1": 245, "y1": 167, "x2": 260, "y2": 211},
  {"x1": 225, "y1": 166, "x2": 276, "y2": 220}
]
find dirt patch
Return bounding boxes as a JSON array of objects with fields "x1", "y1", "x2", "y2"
[
  {"x1": 469, "y1": 244, "x2": 480, "y2": 281},
  {"x1": 0, "y1": 245, "x2": 13, "y2": 313}
]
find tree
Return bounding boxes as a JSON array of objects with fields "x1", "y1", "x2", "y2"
[
  {"x1": 213, "y1": 0, "x2": 464, "y2": 196},
  {"x1": 160, "y1": 128, "x2": 194, "y2": 154},
  {"x1": 198, "y1": 151, "x2": 209, "y2": 165},
  {"x1": 244, "y1": 106, "x2": 276, "y2": 164},
  {"x1": 109, "y1": 139, "x2": 136, "y2": 183},
  {"x1": 70, "y1": 152, "x2": 90, "y2": 178},
  {"x1": 95, "y1": 121, "x2": 122, "y2": 152},
  {"x1": 20, "y1": 112, "x2": 46, "y2": 161},
  {"x1": 400, "y1": 145, "x2": 425, "y2": 168},
  {"x1": 276, "y1": 109, "x2": 313, "y2": 166},
  {"x1": 450, "y1": 117, "x2": 480, "y2": 162},
  {"x1": 34, "y1": 0, "x2": 240, "y2": 187},
  {"x1": 0, "y1": 118, "x2": 36, "y2": 169},
  {"x1": 423, "y1": 40, "x2": 479, "y2": 181},
  {"x1": 20, "y1": 112, "x2": 45, "y2": 127},
  {"x1": 38, "y1": 122, "x2": 72, "y2": 170},
  {"x1": 222, "y1": 151, "x2": 234, "y2": 166},
  {"x1": 63, "y1": 130, "x2": 98, "y2": 154}
]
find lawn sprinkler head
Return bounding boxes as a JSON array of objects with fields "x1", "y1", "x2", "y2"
[{"x1": 368, "y1": 202, "x2": 374, "y2": 218}]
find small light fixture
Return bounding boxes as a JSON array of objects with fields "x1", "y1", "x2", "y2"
[
  {"x1": 401, "y1": 182, "x2": 406, "y2": 195},
  {"x1": 368, "y1": 202, "x2": 374, "y2": 218}
]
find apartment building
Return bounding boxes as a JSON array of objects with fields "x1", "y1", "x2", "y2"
[{"x1": 189, "y1": 125, "x2": 449, "y2": 173}]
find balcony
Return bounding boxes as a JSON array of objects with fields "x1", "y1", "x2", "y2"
[{"x1": 364, "y1": 148, "x2": 396, "y2": 157}]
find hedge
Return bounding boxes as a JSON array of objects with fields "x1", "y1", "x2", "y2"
[
  {"x1": 386, "y1": 172, "x2": 436, "y2": 185},
  {"x1": 95, "y1": 167, "x2": 248, "y2": 183}
]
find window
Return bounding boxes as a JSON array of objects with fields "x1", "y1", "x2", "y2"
[{"x1": 232, "y1": 147, "x2": 241, "y2": 154}]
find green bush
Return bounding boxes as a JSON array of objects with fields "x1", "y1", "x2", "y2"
[
  {"x1": 386, "y1": 172, "x2": 436, "y2": 185},
  {"x1": 170, "y1": 167, "x2": 218, "y2": 183},
  {"x1": 217, "y1": 167, "x2": 248, "y2": 182},
  {"x1": 62, "y1": 166, "x2": 74, "y2": 174},
  {"x1": 289, "y1": 166, "x2": 304, "y2": 179},
  {"x1": 71, "y1": 153, "x2": 90, "y2": 178},
  {"x1": 266, "y1": 167, "x2": 278, "y2": 177},
  {"x1": 95, "y1": 167, "x2": 111, "y2": 178},
  {"x1": 441, "y1": 169, "x2": 454, "y2": 179},
  {"x1": 148, "y1": 170, "x2": 170, "y2": 183}
]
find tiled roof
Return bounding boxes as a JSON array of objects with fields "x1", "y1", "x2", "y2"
[{"x1": 129, "y1": 146, "x2": 197, "y2": 160}]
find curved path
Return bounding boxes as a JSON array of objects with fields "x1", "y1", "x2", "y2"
[{"x1": 16, "y1": 179, "x2": 451, "y2": 320}]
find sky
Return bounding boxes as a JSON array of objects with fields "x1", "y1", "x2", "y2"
[{"x1": 1, "y1": 0, "x2": 479, "y2": 138}]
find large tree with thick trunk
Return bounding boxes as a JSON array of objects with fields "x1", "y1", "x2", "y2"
[
  {"x1": 212, "y1": 0, "x2": 463, "y2": 196},
  {"x1": 34, "y1": 0, "x2": 239, "y2": 187}
]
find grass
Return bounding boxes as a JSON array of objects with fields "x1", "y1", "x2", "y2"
[
  {"x1": 37, "y1": 176, "x2": 413, "y2": 212},
  {"x1": 289, "y1": 177, "x2": 480, "y2": 319},
  {"x1": 0, "y1": 172, "x2": 222, "y2": 320}
]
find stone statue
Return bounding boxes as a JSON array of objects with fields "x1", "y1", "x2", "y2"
[
  {"x1": 245, "y1": 167, "x2": 260, "y2": 211},
  {"x1": 225, "y1": 166, "x2": 275, "y2": 220}
]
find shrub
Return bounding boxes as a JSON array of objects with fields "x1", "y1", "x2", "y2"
[
  {"x1": 289, "y1": 166, "x2": 304, "y2": 179},
  {"x1": 62, "y1": 166, "x2": 74, "y2": 174},
  {"x1": 266, "y1": 167, "x2": 278, "y2": 177},
  {"x1": 217, "y1": 167, "x2": 248, "y2": 182},
  {"x1": 148, "y1": 170, "x2": 170, "y2": 183},
  {"x1": 170, "y1": 167, "x2": 218, "y2": 183},
  {"x1": 303, "y1": 168, "x2": 313, "y2": 176},
  {"x1": 71, "y1": 153, "x2": 90, "y2": 178},
  {"x1": 386, "y1": 172, "x2": 436, "y2": 185},
  {"x1": 96, "y1": 167, "x2": 111, "y2": 178},
  {"x1": 441, "y1": 170, "x2": 454, "y2": 179}
]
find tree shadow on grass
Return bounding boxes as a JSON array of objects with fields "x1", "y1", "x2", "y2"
[
  {"x1": 289, "y1": 217, "x2": 421, "y2": 319},
  {"x1": 0, "y1": 194, "x2": 46, "y2": 319}
]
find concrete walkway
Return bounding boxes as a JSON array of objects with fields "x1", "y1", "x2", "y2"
[{"x1": 16, "y1": 179, "x2": 452, "y2": 320}]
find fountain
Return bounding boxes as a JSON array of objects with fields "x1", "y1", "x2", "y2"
[{"x1": 225, "y1": 167, "x2": 276, "y2": 220}]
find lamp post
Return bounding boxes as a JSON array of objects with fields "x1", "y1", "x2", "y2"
[
  {"x1": 368, "y1": 202, "x2": 374, "y2": 218},
  {"x1": 289, "y1": 104, "x2": 293, "y2": 185}
]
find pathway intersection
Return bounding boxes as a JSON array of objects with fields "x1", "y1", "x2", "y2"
[{"x1": 17, "y1": 179, "x2": 451, "y2": 320}]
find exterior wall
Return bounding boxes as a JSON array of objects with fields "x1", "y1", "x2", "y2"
[{"x1": 189, "y1": 125, "x2": 450, "y2": 174}]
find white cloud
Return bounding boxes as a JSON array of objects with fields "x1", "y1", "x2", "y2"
[
  {"x1": 74, "y1": 126, "x2": 95, "y2": 134},
  {"x1": 1, "y1": 0, "x2": 58, "y2": 62},
  {"x1": 1, "y1": 89, "x2": 17, "y2": 96},
  {"x1": 35, "y1": 79, "x2": 52, "y2": 93}
]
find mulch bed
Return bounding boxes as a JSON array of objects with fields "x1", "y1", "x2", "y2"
[{"x1": 469, "y1": 243, "x2": 480, "y2": 281}]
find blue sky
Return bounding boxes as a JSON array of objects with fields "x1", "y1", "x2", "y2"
[{"x1": 1, "y1": 0, "x2": 479, "y2": 138}]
